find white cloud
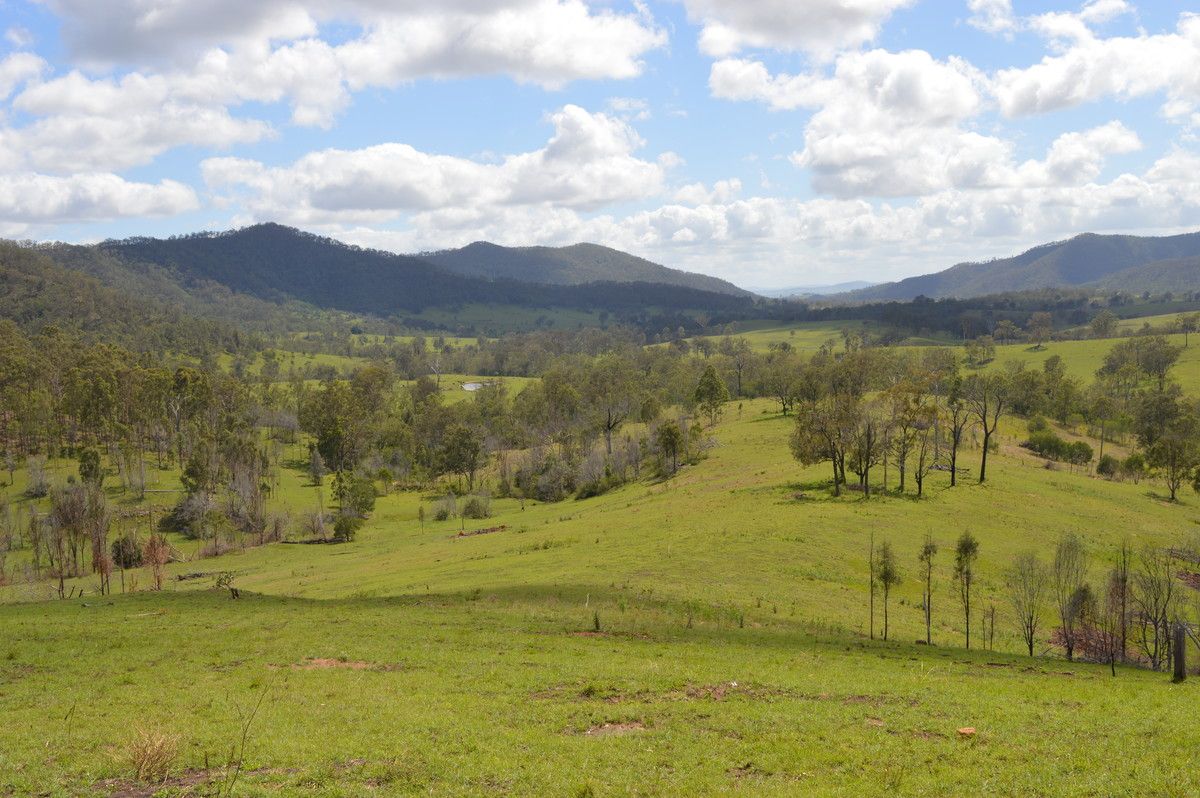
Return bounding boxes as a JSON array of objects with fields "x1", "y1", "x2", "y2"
[
  {"x1": 0, "y1": 173, "x2": 198, "y2": 223},
  {"x1": 673, "y1": 178, "x2": 742, "y2": 204},
  {"x1": 0, "y1": 53, "x2": 47, "y2": 102},
  {"x1": 4, "y1": 26, "x2": 34, "y2": 49},
  {"x1": 47, "y1": 0, "x2": 666, "y2": 89},
  {"x1": 6, "y1": 70, "x2": 274, "y2": 173},
  {"x1": 967, "y1": 0, "x2": 1016, "y2": 35},
  {"x1": 682, "y1": 0, "x2": 915, "y2": 58},
  {"x1": 2, "y1": 0, "x2": 666, "y2": 178},
  {"x1": 202, "y1": 105, "x2": 672, "y2": 225},
  {"x1": 995, "y1": 12, "x2": 1200, "y2": 117},
  {"x1": 607, "y1": 97, "x2": 651, "y2": 121}
]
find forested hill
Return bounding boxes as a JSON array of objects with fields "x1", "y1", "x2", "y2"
[
  {"x1": 842, "y1": 231, "x2": 1200, "y2": 301},
  {"x1": 0, "y1": 241, "x2": 252, "y2": 354},
  {"x1": 422, "y1": 241, "x2": 749, "y2": 296},
  {"x1": 96, "y1": 224, "x2": 757, "y2": 320}
]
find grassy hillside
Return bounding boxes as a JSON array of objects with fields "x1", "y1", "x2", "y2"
[{"x1": 4, "y1": 395, "x2": 1200, "y2": 794}]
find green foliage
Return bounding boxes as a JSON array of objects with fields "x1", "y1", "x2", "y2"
[
  {"x1": 332, "y1": 513, "x2": 362, "y2": 542},
  {"x1": 693, "y1": 364, "x2": 730, "y2": 426},
  {"x1": 110, "y1": 533, "x2": 143, "y2": 569},
  {"x1": 1022, "y1": 431, "x2": 1094, "y2": 466},
  {"x1": 1096, "y1": 454, "x2": 1121, "y2": 478},
  {"x1": 77, "y1": 449, "x2": 103, "y2": 488},
  {"x1": 333, "y1": 471, "x2": 377, "y2": 517},
  {"x1": 461, "y1": 496, "x2": 491, "y2": 520}
]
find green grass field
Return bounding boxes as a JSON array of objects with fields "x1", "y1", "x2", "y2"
[
  {"x1": 4, "y1": 394, "x2": 1200, "y2": 795},
  {"x1": 979, "y1": 334, "x2": 1200, "y2": 394},
  {"x1": 693, "y1": 320, "x2": 954, "y2": 353}
]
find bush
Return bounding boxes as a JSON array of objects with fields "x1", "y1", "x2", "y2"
[
  {"x1": 111, "y1": 533, "x2": 143, "y2": 569},
  {"x1": 1022, "y1": 430, "x2": 1091, "y2": 466},
  {"x1": 1027, "y1": 416, "x2": 1049, "y2": 434},
  {"x1": 1022, "y1": 430, "x2": 1067, "y2": 460},
  {"x1": 433, "y1": 494, "x2": 456, "y2": 521},
  {"x1": 159, "y1": 492, "x2": 216, "y2": 539},
  {"x1": 333, "y1": 513, "x2": 361, "y2": 542},
  {"x1": 334, "y1": 471, "x2": 376, "y2": 517},
  {"x1": 1122, "y1": 453, "x2": 1147, "y2": 483},
  {"x1": 24, "y1": 456, "x2": 48, "y2": 499},
  {"x1": 461, "y1": 496, "x2": 491, "y2": 519},
  {"x1": 1097, "y1": 453, "x2": 1120, "y2": 478},
  {"x1": 1065, "y1": 440, "x2": 1093, "y2": 467}
]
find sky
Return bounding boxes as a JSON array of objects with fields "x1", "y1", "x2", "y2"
[{"x1": 1, "y1": 0, "x2": 1199, "y2": 290}]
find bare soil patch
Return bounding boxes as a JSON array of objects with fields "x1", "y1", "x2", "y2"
[
  {"x1": 289, "y1": 658, "x2": 403, "y2": 671},
  {"x1": 584, "y1": 721, "x2": 646, "y2": 736}
]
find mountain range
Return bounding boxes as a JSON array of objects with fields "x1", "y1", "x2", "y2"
[{"x1": 841, "y1": 231, "x2": 1200, "y2": 301}]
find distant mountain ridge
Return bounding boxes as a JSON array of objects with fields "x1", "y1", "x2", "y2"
[
  {"x1": 842, "y1": 231, "x2": 1200, "y2": 301},
  {"x1": 754, "y1": 281, "x2": 876, "y2": 298},
  {"x1": 421, "y1": 240, "x2": 749, "y2": 296},
  {"x1": 89, "y1": 223, "x2": 756, "y2": 323}
]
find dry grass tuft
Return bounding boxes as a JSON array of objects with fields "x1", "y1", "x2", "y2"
[{"x1": 126, "y1": 726, "x2": 179, "y2": 783}]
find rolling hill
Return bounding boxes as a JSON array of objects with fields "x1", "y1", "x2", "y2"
[
  {"x1": 842, "y1": 231, "x2": 1200, "y2": 301},
  {"x1": 422, "y1": 240, "x2": 750, "y2": 296}
]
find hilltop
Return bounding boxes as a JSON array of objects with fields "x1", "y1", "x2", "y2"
[
  {"x1": 423, "y1": 240, "x2": 750, "y2": 296},
  {"x1": 843, "y1": 231, "x2": 1200, "y2": 301}
]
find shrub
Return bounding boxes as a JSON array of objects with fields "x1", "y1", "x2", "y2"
[
  {"x1": 111, "y1": 533, "x2": 144, "y2": 569},
  {"x1": 333, "y1": 513, "x2": 361, "y2": 542},
  {"x1": 1065, "y1": 441, "x2": 1094, "y2": 466},
  {"x1": 1027, "y1": 416, "x2": 1049, "y2": 434},
  {"x1": 24, "y1": 456, "x2": 48, "y2": 499},
  {"x1": 433, "y1": 494, "x2": 456, "y2": 521},
  {"x1": 1097, "y1": 454, "x2": 1120, "y2": 478},
  {"x1": 461, "y1": 496, "x2": 491, "y2": 519},
  {"x1": 1121, "y1": 453, "x2": 1147, "y2": 483},
  {"x1": 159, "y1": 492, "x2": 216, "y2": 539},
  {"x1": 1022, "y1": 430, "x2": 1067, "y2": 460},
  {"x1": 1022, "y1": 430, "x2": 1092, "y2": 466}
]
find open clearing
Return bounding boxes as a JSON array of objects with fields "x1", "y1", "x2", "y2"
[{"x1": 3, "y1": 394, "x2": 1200, "y2": 795}]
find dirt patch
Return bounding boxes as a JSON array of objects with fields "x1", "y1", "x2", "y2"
[
  {"x1": 584, "y1": 721, "x2": 646, "y2": 736},
  {"x1": 96, "y1": 767, "x2": 282, "y2": 797},
  {"x1": 453, "y1": 525, "x2": 508, "y2": 539},
  {"x1": 570, "y1": 631, "x2": 611, "y2": 638},
  {"x1": 535, "y1": 681, "x2": 794, "y2": 704},
  {"x1": 729, "y1": 762, "x2": 772, "y2": 781},
  {"x1": 290, "y1": 658, "x2": 403, "y2": 672}
]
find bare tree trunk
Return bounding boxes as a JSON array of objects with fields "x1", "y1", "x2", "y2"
[{"x1": 1174, "y1": 623, "x2": 1187, "y2": 683}]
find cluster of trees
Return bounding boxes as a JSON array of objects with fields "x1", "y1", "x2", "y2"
[
  {"x1": 785, "y1": 345, "x2": 1010, "y2": 496},
  {"x1": 775, "y1": 327, "x2": 1197, "y2": 502},
  {"x1": 870, "y1": 531, "x2": 1197, "y2": 675}
]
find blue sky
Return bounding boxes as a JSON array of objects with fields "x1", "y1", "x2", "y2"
[{"x1": 1, "y1": 0, "x2": 1198, "y2": 288}]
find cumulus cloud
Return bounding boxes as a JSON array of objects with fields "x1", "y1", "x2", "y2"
[
  {"x1": 994, "y1": 11, "x2": 1200, "y2": 117},
  {"x1": 314, "y1": 142, "x2": 1200, "y2": 287},
  {"x1": 682, "y1": 0, "x2": 915, "y2": 58},
  {"x1": 4, "y1": 0, "x2": 666, "y2": 177},
  {"x1": 0, "y1": 173, "x2": 198, "y2": 223},
  {"x1": 0, "y1": 53, "x2": 47, "y2": 102},
  {"x1": 673, "y1": 178, "x2": 742, "y2": 205},
  {"x1": 202, "y1": 105, "x2": 672, "y2": 225},
  {"x1": 47, "y1": 0, "x2": 665, "y2": 88},
  {"x1": 967, "y1": 0, "x2": 1017, "y2": 35}
]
